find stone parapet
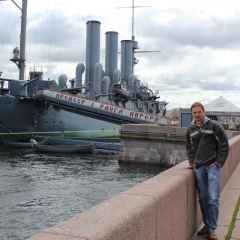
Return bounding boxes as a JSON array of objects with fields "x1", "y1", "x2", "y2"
[
  {"x1": 119, "y1": 124, "x2": 188, "y2": 166},
  {"x1": 28, "y1": 161, "x2": 200, "y2": 240}
]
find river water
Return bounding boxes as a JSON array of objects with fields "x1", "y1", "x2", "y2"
[{"x1": 0, "y1": 146, "x2": 167, "y2": 240}]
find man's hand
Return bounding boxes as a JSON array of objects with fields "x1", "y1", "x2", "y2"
[
  {"x1": 186, "y1": 165, "x2": 194, "y2": 169},
  {"x1": 210, "y1": 163, "x2": 218, "y2": 168}
]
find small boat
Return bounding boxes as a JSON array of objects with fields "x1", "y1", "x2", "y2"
[
  {"x1": 35, "y1": 137, "x2": 120, "y2": 151},
  {"x1": 3, "y1": 139, "x2": 37, "y2": 148},
  {"x1": 34, "y1": 143, "x2": 95, "y2": 153},
  {"x1": 94, "y1": 142, "x2": 120, "y2": 151}
]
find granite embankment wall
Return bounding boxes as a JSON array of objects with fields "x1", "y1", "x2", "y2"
[
  {"x1": 119, "y1": 124, "x2": 188, "y2": 166},
  {"x1": 28, "y1": 126, "x2": 240, "y2": 240}
]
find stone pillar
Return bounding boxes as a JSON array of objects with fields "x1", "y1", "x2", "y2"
[{"x1": 119, "y1": 124, "x2": 188, "y2": 167}]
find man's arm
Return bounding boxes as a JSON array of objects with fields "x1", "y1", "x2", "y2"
[
  {"x1": 186, "y1": 130, "x2": 195, "y2": 168},
  {"x1": 214, "y1": 123, "x2": 229, "y2": 167}
]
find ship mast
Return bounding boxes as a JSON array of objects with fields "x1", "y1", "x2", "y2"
[
  {"x1": 1, "y1": 0, "x2": 27, "y2": 80},
  {"x1": 19, "y1": 0, "x2": 27, "y2": 80},
  {"x1": 118, "y1": 0, "x2": 151, "y2": 41},
  {"x1": 129, "y1": 1, "x2": 161, "y2": 54},
  {"x1": 131, "y1": 0, "x2": 135, "y2": 41},
  {"x1": 13, "y1": 0, "x2": 27, "y2": 80}
]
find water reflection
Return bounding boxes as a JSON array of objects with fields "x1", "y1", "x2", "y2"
[{"x1": 0, "y1": 146, "x2": 167, "y2": 240}]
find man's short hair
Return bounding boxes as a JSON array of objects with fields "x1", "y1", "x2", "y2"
[{"x1": 191, "y1": 102, "x2": 205, "y2": 112}]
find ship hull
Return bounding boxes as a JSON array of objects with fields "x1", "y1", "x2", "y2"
[{"x1": 0, "y1": 96, "x2": 120, "y2": 143}]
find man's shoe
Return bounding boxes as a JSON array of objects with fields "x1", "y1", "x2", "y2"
[
  {"x1": 197, "y1": 226, "x2": 208, "y2": 235},
  {"x1": 207, "y1": 231, "x2": 218, "y2": 240}
]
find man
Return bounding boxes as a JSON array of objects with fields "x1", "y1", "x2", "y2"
[
  {"x1": 186, "y1": 102, "x2": 229, "y2": 240},
  {"x1": 229, "y1": 117, "x2": 237, "y2": 131}
]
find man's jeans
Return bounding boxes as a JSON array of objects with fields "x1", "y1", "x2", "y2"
[{"x1": 195, "y1": 165, "x2": 221, "y2": 231}]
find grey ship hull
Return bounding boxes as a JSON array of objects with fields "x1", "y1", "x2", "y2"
[{"x1": 0, "y1": 96, "x2": 120, "y2": 142}]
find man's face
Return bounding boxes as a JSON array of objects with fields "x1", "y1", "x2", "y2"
[{"x1": 191, "y1": 106, "x2": 205, "y2": 122}]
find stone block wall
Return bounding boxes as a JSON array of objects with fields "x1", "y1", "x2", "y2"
[{"x1": 119, "y1": 124, "x2": 188, "y2": 166}]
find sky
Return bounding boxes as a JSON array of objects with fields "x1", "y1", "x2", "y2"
[{"x1": 1, "y1": 0, "x2": 240, "y2": 110}]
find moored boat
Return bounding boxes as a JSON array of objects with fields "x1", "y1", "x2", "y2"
[
  {"x1": 35, "y1": 136, "x2": 120, "y2": 151},
  {"x1": 3, "y1": 139, "x2": 37, "y2": 148},
  {"x1": 34, "y1": 143, "x2": 95, "y2": 153}
]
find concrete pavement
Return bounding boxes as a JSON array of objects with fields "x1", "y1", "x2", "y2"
[{"x1": 192, "y1": 163, "x2": 240, "y2": 240}]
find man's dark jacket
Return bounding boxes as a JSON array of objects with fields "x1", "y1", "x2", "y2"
[{"x1": 186, "y1": 116, "x2": 229, "y2": 168}]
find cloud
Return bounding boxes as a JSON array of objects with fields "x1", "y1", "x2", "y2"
[{"x1": 1, "y1": 0, "x2": 240, "y2": 110}]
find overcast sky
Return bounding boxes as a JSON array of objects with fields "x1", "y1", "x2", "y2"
[{"x1": 1, "y1": 0, "x2": 240, "y2": 109}]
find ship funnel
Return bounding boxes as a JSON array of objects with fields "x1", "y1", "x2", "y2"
[
  {"x1": 121, "y1": 40, "x2": 138, "y2": 88},
  {"x1": 105, "y1": 31, "x2": 118, "y2": 85},
  {"x1": 85, "y1": 20, "x2": 101, "y2": 91},
  {"x1": 121, "y1": 40, "x2": 133, "y2": 87}
]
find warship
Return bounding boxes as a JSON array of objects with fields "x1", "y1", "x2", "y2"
[{"x1": 0, "y1": 0, "x2": 169, "y2": 142}]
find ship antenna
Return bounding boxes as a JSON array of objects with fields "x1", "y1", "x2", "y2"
[{"x1": 117, "y1": 0, "x2": 151, "y2": 41}]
